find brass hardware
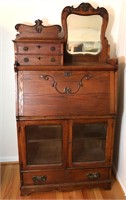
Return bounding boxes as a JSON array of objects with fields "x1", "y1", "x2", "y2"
[
  {"x1": 41, "y1": 176, "x2": 47, "y2": 182},
  {"x1": 32, "y1": 175, "x2": 47, "y2": 183},
  {"x1": 50, "y1": 57, "x2": 56, "y2": 62},
  {"x1": 24, "y1": 57, "x2": 29, "y2": 62},
  {"x1": 86, "y1": 172, "x2": 100, "y2": 180},
  {"x1": 40, "y1": 73, "x2": 93, "y2": 95},
  {"x1": 64, "y1": 71, "x2": 72, "y2": 77},
  {"x1": 84, "y1": 74, "x2": 92, "y2": 80},
  {"x1": 64, "y1": 87, "x2": 72, "y2": 94},
  {"x1": 40, "y1": 75, "x2": 49, "y2": 80},
  {"x1": 23, "y1": 46, "x2": 29, "y2": 51},
  {"x1": 50, "y1": 46, "x2": 55, "y2": 51}
]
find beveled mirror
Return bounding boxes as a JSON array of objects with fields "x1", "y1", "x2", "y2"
[
  {"x1": 67, "y1": 14, "x2": 102, "y2": 55},
  {"x1": 62, "y1": 3, "x2": 109, "y2": 62}
]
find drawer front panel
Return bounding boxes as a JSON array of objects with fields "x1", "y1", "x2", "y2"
[
  {"x1": 16, "y1": 55, "x2": 63, "y2": 65},
  {"x1": 18, "y1": 71, "x2": 115, "y2": 116},
  {"x1": 16, "y1": 43, "x2": 63, "y2": 54},
  {"x1": 22, "y1": 168, "x2": 110, "y2": 186}
]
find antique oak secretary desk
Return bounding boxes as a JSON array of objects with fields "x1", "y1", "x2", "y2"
[{"x1": 13, "y1": 3, "x2": 118, "y2": 195}]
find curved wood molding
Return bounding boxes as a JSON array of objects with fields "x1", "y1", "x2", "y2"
[{"x1": 15, "y1": 19, "x2": 62, "y2": 40}]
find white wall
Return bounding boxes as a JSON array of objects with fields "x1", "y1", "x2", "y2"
[
  {"x1": 113, "y1": 0, "x2": 126, "y2": 195},
  {"x1": 0, "y1": 0, "x2": 126, "y2": 195}
]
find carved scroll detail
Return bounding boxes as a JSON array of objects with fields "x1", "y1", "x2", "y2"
[
  {"x1": 62, "y1": 3, "x2": 108, "y2": 17},
  {"x1": 40, "y1": 74, "x2": 92, "y2": 95}
]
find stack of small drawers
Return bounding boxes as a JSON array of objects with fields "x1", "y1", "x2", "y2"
[{"x1": 14, "y1": 41, "x2": 64, "y2": 66}]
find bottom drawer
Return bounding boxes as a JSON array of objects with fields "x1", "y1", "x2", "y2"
[{"x1": 22, "y1": 168, "x2": 110, "y2": 186}]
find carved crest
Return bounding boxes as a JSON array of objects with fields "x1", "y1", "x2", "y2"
[
  {"x1": 15, "y1": 19, "x2": 62, "y2": 39},
  {"x1": 62, "y1": 3, "x2": 108, "y2": 18}
]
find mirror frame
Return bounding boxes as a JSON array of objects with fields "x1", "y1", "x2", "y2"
[{"x1": 61, "y1": 3, "x2": 109, "y2": 63}]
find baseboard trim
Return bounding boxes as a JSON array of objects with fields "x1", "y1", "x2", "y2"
[{"x1": 0, "y1": 157, "x2": 18, "y2": 163}]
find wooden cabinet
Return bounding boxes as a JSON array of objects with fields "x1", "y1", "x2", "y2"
[
  {"x1": 14, "y1": 3, "x2": 118, "y2": 195},
  {"x1": 17, "y1": 118, "x2": 115, "y2": 194}
]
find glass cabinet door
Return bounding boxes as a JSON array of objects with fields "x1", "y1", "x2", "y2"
[
  {"x1": 26, "y1": 125, "x2": 62, "y2": 165},
  {"x1": 19, "y1": 120, "x2": 67, "y2": 168},
  {"x1": 72, "y1": 121, "x2": 107, "y2": 163}
]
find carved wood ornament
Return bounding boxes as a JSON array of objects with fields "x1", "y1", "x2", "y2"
[
  {"x1": 15, "y1": 19, "x2": 62, "y2": 39},
  {"x1": 40, "y1": 73, "x2": 93, "y2": 95}
]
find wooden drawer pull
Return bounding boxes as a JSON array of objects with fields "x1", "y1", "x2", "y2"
[
  {"x1": 24, "y1": 57, "x2": 29, "y2": 62},
  {"x1": 23, "y1": 46, "x2": 29, "y2": 51}
]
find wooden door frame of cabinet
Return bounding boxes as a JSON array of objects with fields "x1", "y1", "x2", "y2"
[
  {"x1": 17, "y1": 120, "x2": 68, "y2": 170},
  {"x1": 67, "y1": 118, "x2": 115, "y2": 168}
]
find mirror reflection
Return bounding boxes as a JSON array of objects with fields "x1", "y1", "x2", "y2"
[{"x1": 67, "y1": 14, "x2": 102, "y2": 55}]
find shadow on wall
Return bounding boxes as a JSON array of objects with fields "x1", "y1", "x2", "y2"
[{"x1": 113, "y1": 56, "x2": 125, "y2": 171}]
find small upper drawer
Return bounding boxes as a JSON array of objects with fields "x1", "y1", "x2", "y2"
[
  {"x1": 15, "y1": 43, "x2": 63, "y2": 55},
  {"x1": 16, "y1": 55, "x2": 63, "y2": 65}
]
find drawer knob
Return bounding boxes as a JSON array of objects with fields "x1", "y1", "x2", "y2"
[
  {"x1": 32, "y1": 175, "x2": 47, "y2": 183},
  {"x1": 37, "y1": 56, "x2": 41, "y2": 60},
  {"x1": 24, "y1": 57, "x2": 29, "y2": 62},
  {"x1": 86, "y1": 172, "x2": 100, "y2": 180},
  {"x1": 50, "y1": 46, "x2": 55, "y2": 51},
  {"x1": 23, "y1": 46, "x2": 29, "y2": 51},
  {"x1": 50, "y1": 57, "x2": 56, "y2": 62}
]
